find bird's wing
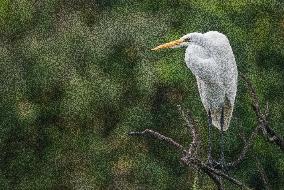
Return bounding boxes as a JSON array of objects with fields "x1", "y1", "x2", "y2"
[{"x1": 185, "y1": 44, "x2": 220, "y2": 83}]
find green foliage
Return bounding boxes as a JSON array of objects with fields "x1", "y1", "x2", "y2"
[{"x1": 0, "y1": 0, "x2": 283, "y2": 189}]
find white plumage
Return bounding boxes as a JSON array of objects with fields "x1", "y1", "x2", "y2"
[
  {"x1": 152, "y1": 31, "x2": 238, "y2": 131},
  {"x1": 152, "y1": 31, "x2": 238, "y2": 165},
  {"x1": 184, "y1": 31, "x2": 238, "y2": 131}
]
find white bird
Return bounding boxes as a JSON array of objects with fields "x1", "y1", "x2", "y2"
[{"x1": 152, "y1": 31, "x2": 238, "y2": 168}]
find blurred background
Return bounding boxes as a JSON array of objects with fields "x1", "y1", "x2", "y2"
[{"x1": 0, "y1": 0, "x2": 284, "y2": 189}]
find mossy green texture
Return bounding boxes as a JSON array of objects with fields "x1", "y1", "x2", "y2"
[{"x1": 0, "y1": 0, "x2": 283, "y2": 189}]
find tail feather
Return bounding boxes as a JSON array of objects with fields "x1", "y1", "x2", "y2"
[{"x1": 211, "y1": 100, "x2": 233, "y2": 131}]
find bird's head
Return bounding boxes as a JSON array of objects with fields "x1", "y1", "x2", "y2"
[{"x1": 151, "y1": 33, "x2": 201, "y2": 51}]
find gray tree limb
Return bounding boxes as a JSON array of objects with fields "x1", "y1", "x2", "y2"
[{"x1": 129, "y1": 74, "x2": 282, "y2": 189}]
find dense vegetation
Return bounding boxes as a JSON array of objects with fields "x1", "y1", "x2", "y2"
[{"x1": 0, "y1": 0, "x2": 283, "y2": 189}]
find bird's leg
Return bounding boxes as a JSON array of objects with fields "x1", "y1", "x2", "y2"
[
  {"x1": 207, "y1": 110, "x2": 213, "y2": 166},
  {"x1": 220, "y1": 106, "x2": 226, "y2": 171}
]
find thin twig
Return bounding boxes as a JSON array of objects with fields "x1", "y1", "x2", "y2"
[
  {"x1": 240, "y1": 73, "x2": 284, "y2": 151},
  {"x1": 181, "y1": 157, "x2": 251, "y2": 190},
  {"x1": 128, "y1": 129, "x2": 185, "y2": 151},
  {"x1": 264, "y1": 102, "x2": 269, "y2": 118},
  {"x1": 129, "y1": 129, "x2": 251, "y2": 189},
  {"x1": 228, "y1": 124, "x2": 261, "y2": 167},
  {"x1": 259, "y1": 121, "x2": 284, "y2": 151},
  {"x1": 177, "y1": 106, "x2": 222, "y2": 188},
  {"x1": 239, "y1": 73, "x2": 261, "y2": 119},
  {"x1": 177, "y1": 105, "x2": 200, "y2": 157},
  {"x1": 129, "y1": 75, "x2": 283, "y2": 189}
]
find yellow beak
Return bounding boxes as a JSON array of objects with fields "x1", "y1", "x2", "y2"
[{"x1": 151, "y1": 39, "x2": 184, "y2": 51}]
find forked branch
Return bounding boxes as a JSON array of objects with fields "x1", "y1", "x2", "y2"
[
  {"x1": 129, "y1": 108, "x2": 251, "y2": 190},
  {"x1": 129, "y1": 74, "x2": 282, "y2": 189},
  {"x1": 239, "y1": 73, "x2": 284, "y2": 152}
]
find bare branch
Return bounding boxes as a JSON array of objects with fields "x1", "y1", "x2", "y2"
[
  {"x1": 177, "y1": 105, "x2": 200, "y2": 157},
  {"x1": 128, "y1": 129, "x2": 185, "y2": 151},
  {"x1": 228, "y1": 124, "x2": 261, "y2": 167},
  {"x1": 259, "y1": 121, "x2": 284, "y2": 151},
  {"x1": 240, "y1": 73, "x2": 284, "y2": 151},
  {"x1": 226, "y1": 73, "x2": 283, "y2": 168},
  {"x1": 129, "y1": 129, "x2": 251, "y2": 190},
  {"x1": 128, "y1": 74, "x2": 282, "y2": 190},
  {"x1": 181, "y1": 157, "x2": 251, "y2": 190},
  {"x1": 264, "y1": 102, "x2": 269, "y2": 118}
]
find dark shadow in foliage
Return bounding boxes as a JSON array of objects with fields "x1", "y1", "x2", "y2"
[
  {"x1": 256, "y1": 48, "x2": 284, "y2": 71},
  {"x1": 228, "y1": 6, "x2": 258, "y2": 29},
  {"x1": 100, "y1": 105, "x2": 120, "y2": 138}
]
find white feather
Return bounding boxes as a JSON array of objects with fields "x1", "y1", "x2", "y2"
[{"x1": 184, "y1": 31, "x2": 238, "y2": 131}]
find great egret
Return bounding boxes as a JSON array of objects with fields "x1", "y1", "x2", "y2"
[{"x1": 152, "y1": 31, "x2": 238, "y2": 168}]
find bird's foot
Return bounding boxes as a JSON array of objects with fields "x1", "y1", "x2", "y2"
[
  {"x1": 206, "y1": 156, "x2": 216, "y2": 167},
  {"x1": 214, "y1": 160, "x2": 229, "y2": 172},
  {"x1": 206, "y1": 158, "x2": 228, "y2": 172}
]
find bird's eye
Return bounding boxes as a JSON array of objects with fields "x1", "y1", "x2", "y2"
[{"x1": 184, "y1": 37, "x2": 190, "y2": 42}]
